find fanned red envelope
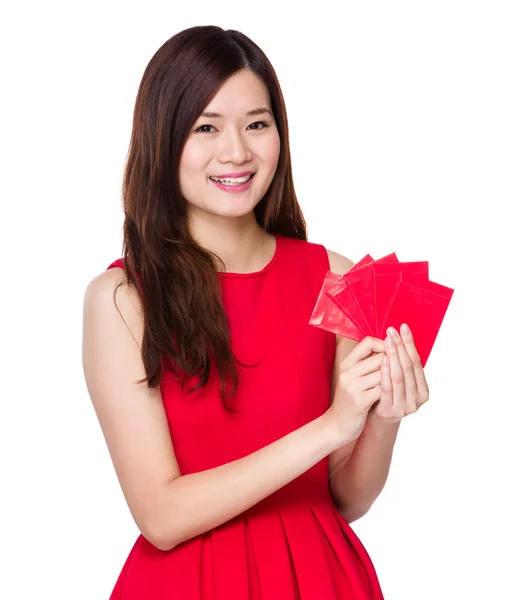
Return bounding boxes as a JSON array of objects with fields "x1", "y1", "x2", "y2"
[{"x1": 309, "y1": 253, "x2": 454, "y2": 367}]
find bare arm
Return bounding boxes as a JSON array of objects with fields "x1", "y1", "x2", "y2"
[
  {"x1": 330, "y1": 413, "x2": 401, "y2": 522},
  {"x1": 325, "y1": 248, "x2": 392, "y2": 522},
  {"x1": 156, "y1": 412, "x2": 338, "y2": 551},
  {"x1": 82, "y1": 269, "x2": 344, "y2": 553},
  {"x1": 325, "y1": 250, "x2": 362, "y2": 505}
]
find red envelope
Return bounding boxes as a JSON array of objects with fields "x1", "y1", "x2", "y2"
[
  {"x1": 309, "y1": 252, "x2": 454, "y2": 367},
  {"x1": 378, "y1": 275, "x2": 453, "y2": 367},
  {"x1": 309, "y1": 271, "x2": 365, "y2": 340},
  {"x1": 325, "y1": 253, "x2": 400, "y2": 337},
  {"x1": 310, "y1": 254, "x2": 375, "y2": 340}
]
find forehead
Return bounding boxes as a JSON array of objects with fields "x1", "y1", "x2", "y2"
[{"x1": 200, "y1": 70, "x2": 271, "y2": 118}]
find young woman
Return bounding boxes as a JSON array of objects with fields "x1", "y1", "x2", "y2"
[{"x1": 83, "y1": 25, "x2": 429, "y2": 600}]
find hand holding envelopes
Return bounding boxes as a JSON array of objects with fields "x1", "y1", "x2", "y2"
[{"x1": 309, "y1": 252, "x2": 454, "y2": 367}]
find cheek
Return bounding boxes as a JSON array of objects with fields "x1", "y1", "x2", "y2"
[
  {"x1": 178, "y1": 150, "x2": 208, "y2": 204},
  {"x1": 259, "y1": 131, "x2": 281, "y2": 170},
  {"x1": 179, "y1": 142, "x2": 210, "y2": 179}
]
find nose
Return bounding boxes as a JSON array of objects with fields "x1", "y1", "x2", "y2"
[{"x1": 216, "y1": 126, "x2": 252, "y2": 164}]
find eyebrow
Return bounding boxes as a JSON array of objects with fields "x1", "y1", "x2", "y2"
[{"x1": 199, "y1": 107, "x2": 272, "y2": 118}]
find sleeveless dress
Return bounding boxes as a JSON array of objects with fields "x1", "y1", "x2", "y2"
[{"x1": 105, "y1": 233, "x2": 385, "y2": 599}]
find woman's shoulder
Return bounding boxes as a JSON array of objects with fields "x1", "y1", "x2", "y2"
[
  {"x1": 325, "y1": 247, "x2": 355, "y2": 273},
  {"x1": 83, "y1": 267, "x2": 145, "y2": 357},
  {"x1": 84, "y1": 266, "x2": 132, "y2": 302}
]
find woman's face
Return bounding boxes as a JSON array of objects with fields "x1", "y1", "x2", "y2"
[{"x1": 179, "y1": 69, "x2": 281, "y2": 221}]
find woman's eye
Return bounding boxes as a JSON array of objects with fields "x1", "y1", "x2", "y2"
[
  {"x1": 195, "y1": 124, "x2": 216, "y2": 133},
  {"x1": 248, "y1": 120, "x2": 270, "y2": 130},
  {"x1": 194, "y1": 121, "x2": 270, "y2": 134}
]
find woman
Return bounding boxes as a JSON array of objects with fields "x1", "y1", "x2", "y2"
[{"x1": 82, "y1": 25, "x2": 429, "y2": 599}]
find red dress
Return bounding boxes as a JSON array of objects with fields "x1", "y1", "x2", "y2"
[{"x1": 105, "y1": 233, "x2": 385, "y2": 599}]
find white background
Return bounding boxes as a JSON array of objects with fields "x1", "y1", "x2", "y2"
[{"x1": 2, "y1": 1, "x2": 526, "y2": 598}]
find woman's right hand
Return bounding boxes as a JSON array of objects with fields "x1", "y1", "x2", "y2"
[{"x1": 326, "y1": 336, "x2": 387, "y2": 445}]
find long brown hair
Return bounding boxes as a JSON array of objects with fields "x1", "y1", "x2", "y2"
[{"x1": 114, "y1": 25, "x2": 307, "y2": 413}]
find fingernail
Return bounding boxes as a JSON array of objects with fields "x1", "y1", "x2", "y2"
[
  {"x1": 401, "y1": 323, "x2": 410, "y2": 336},
  {"x1": 386, "y1": 334, "x2": 394, "y2": 348}
]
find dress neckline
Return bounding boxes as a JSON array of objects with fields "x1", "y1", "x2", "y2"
[{"x1": 219, "y1": 233, "x2": 281, "y2": 280}]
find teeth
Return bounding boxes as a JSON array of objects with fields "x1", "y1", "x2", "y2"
[{"x1": 210, "y1": 174, "x2": 252, "y2": 184}]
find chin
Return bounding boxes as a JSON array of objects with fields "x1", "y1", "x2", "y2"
[{"x1": 210, "y1": 200, "x2": 260, "y2": 217}]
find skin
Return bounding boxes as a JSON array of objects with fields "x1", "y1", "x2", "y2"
[
  {"x1": 375, "y1": 323, "x2": 430, "y2": 423},
  {"x1": 325, "y1": 249, "x2": 431, "y2": 496},
  {"x1": 179, "y1": 68, "x2": 281, "y2": 274},
  {"x1": 326, "y1": 322, "x2": 431, "y2": 521}
]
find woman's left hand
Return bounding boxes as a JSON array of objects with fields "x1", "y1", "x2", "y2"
[{"x1": 370, "y1": 324, "x2": 430, "y2": 424}]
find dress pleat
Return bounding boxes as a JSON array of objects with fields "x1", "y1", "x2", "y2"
[
  {"x1": 278, "y1": 502, "x2": 340, "y2": 600},
  {"x1": 246, "y1": 510, "x2": 300, "y2": 598},
  {"x1": 211, "y1": 517, "x2": 250, "y2": 599}
]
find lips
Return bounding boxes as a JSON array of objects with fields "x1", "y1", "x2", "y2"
[
  {"x1": 210, "y1": 171, "x2": 254, "y2": 178},
  {"x1": 209, "y1": 172, "x2": 256, "y2": 190}
]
